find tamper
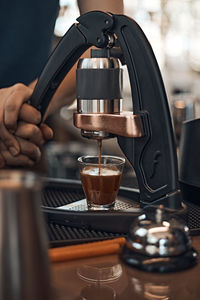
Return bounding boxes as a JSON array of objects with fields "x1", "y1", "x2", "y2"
[{"x1": 122, "y1": 206, "x2": 198, "y2": 272}]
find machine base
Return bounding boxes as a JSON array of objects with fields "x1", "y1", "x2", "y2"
[
  {"x1": 122, "y1": 245, "x2": 198, "y2": 273},
  {"x1": 41, "y1": 178, "x2": 200, "y2": 247}
]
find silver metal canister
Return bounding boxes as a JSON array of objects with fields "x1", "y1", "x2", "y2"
[
  {"x1": 76, "y1": 49, "x2": 122, "y2": 139},
  {"x1": 0, "y1": 170, "x2": 51, "y2": 300}
]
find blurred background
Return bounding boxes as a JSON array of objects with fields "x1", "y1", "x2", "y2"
[{"x1": 43, "y1": 0, "x2": 200, "y2": 187}]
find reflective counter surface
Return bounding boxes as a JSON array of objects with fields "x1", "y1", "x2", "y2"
[{"x1": 51, "y1": 236, "x2": 200, "y2": 300}]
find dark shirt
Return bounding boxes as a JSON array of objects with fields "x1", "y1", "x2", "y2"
[{"x1": 0, "y1": 0, "x2": 59, "y2": 88}]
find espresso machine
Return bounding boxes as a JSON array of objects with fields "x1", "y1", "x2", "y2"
[
  {"x1": 27, "y1": 11, "x2": 199, "y2": 249},
  {"x1": 30, "y1": 11, "x2": 183, "y2": 208}
]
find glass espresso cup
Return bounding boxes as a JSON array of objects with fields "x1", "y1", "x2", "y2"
[{"x1": 78, "y1": 155, "x2": 125, "y2": 210}]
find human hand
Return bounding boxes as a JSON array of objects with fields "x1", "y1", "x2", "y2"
[
  {"x1": 0, "y1": 83, "x2": 41, "y2": 152},
  {"x1": 0, "y1": 83, "x2": 53, "y2": 167},
  {"x1": 0, "y1": 123, "x2": 53, "y2": 167},
  {"x1": 0, "y1": 137, "x2": 41, "y2": 167}
]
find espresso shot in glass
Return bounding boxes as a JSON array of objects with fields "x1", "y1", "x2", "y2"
[{"x1": 78, "y1": 155, "x2": 125, "y2": 210}]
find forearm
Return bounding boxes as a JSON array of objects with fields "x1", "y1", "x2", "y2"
[
  {"x1": 43, "y1": 46, "x2": 95, "y2": 120},
  {"x1": 43, "y1": 62, "x2": 77, "y2": 120},
  {"x1": 28, "y1": 68, "x2": 76, "y2": 120},
  {"x1": 77, "y1": 0, "x2": 124, "y2": 14}
]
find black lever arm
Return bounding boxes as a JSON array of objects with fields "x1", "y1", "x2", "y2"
[
  {"x1": 111, "y1": 15, "x2": 181, "y2": 207},
  {"x1": 30, "y1": 11, "x2": 181, "y2": 208},
  {"x1": 30, "y1": 11, "x2": 114, "y2": 116}
]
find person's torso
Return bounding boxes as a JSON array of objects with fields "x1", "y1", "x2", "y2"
[{"x1": 0, "y1": 0, "x2": 59, "y2": 88}]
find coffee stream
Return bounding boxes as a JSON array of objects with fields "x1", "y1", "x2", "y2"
[
  {"x1": 80, "y1": 140, "x2": 122, "y2": 207},
  {"x1": 97, "y1": 139, "x2": 102, "y2": 175}
]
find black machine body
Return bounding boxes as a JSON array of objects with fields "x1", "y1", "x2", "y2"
[{"x1": 30, "y1": 11, "x2": 184, "y2": 212}]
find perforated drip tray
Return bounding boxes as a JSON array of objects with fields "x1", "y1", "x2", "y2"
[{"x1": 41, "y1": 178, "x2": 200, "y2": 247}]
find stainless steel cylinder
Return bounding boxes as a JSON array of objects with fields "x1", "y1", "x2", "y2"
[
  {"x1": 76, "y1": 55, "x2": 122, "y2": 139},
  {"x1": 77, "y1": 99, "x2": 122, "y2": 114},
  {"x1": 0, "y1": 170, "x2": 51, "y2": 300},
  {"x1": 77, "y1": 56, "x2": 120, "y2": 70},
  {"x1": 77, "y1": 98, "x2": 122, "y2": 139}
]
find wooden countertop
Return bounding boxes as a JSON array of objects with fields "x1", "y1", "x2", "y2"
[{"x1": 51, "y1": 236, "x2": 200, "y2": 300}]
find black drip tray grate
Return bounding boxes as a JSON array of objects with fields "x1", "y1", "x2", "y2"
[
  {"x1": 42, "y1": 187, "x2": 84, "y2": 207},
  {"x1": 47, "y1": 223, "x2": 121, "y2": 247},
  {"x1": 184, "y1": 200, "x2": 200, "y2": 235},
  {"x1": 42, "y1": 180, "x2": 128, "y2": 247},
  {"x1": 42, "y1": 179, "x2": 200, "y2": 247}
]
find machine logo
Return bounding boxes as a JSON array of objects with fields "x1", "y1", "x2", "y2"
[{"x1": 150, "y1": 150, "x2": 161, "y2": 178}]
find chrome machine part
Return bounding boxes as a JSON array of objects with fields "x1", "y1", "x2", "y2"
[
  {"x1": 122, "y1": 206, "x2": 198, "y2": 272},
  {"x1": 77, "y1": 99, "x2": 122, "y2": 114},
  {"x1": 76, "y1": 50, "x2": 122, "y2": 139},
  {"x1": 126, "y1": 206, "x2": 191, "y2": 257},
  {"x1": 77, "y1": 98, "x2": 122, "y2": 139}
]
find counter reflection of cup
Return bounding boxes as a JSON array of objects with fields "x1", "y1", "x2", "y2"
[{"x1": 78, "y1": 155, "x2": 125, "y2": 210}]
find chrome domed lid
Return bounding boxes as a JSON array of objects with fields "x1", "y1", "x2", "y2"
[{"x1": 126, "y1": 206, "x2": 191, "y2": 257}]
